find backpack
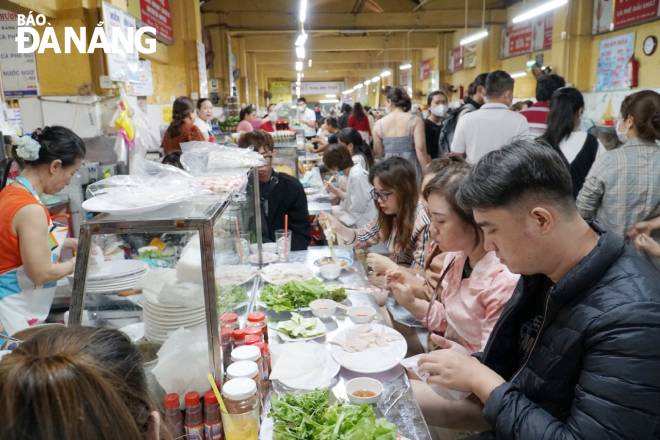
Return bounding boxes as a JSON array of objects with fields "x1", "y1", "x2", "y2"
[{"x1": 438, "y1": 102, "x2": 477, "y2": 155}]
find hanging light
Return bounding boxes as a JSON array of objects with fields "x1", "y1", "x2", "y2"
[
  {"x1": 342, "y1": 89, "x2": 353, "y2": 95},
  {"x1": 308, "y1": 59, "x2": 313, "y2": 67},
  {"x1": 399, "y1": 63, "x2": 412, "y2": 70},
  {"x1": 510, "y1": 71, "x2": 527, "y2": 78},
  {"x1": 364, "y1": 79, "x2": 372, "y2": 86},
  {"x1": 380, "y1": 70, "x2": 392, "y2": 77},
  {"x1": 297, "y1": 72, "x2": 302, "y2": 82},
  {"x1": 325, "y1": 94, "x2": 337, "y2": 98},
  {"x1": 460, "y1": 29, "x2": 489, "y2": 46},
  {"x1": 295, "y1": 61, "x2": 303, "y2": 71},
  {"x1": 299, "y1": 0, "x2": 307, "y2": 23},
  {"x1": 371, "y1": 75, "x2": 381, "y2": 82},
  {"x1": 320, "y1": 99, "x2": 339, "y2": 104},
  {"x1": 295, "y1": 32, "x2": 308, "y2": 46},
  {"x1": 296, "y1": 46, "x2": 306, "y2": 60},
  {"x1": 512, "y1": 0, "x2": 568, "y2": 24},
  {"x1": 354, "y1": 83, "x2": 363, "y2": 89}
]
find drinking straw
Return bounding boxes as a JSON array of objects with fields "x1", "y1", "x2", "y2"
[
  {"x1": 207, "y1": 373, "x2": 228, "y2": 414},
  {"x1": 234, "y1": 218, "x2": 244, "y2": 261},
  {"x1": 284, "y1": 214, "x2": 289, "y2": 259}
]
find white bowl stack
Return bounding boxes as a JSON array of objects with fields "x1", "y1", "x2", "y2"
[
  {"x1": 141, "y1": 293, "x2": 206, "y2": 342},
  {"x1": 84, "y1": 260, "x2": 147, "y2": 294}
]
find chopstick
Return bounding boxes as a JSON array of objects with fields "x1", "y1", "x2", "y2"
[{"x1": 424, "y1": 257, "x2": 456, "y2": 330}]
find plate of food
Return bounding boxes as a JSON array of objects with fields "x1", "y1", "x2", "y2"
[
  {"x1": 273, "y1": 312, "x2": 327, "y2": 342},
  {"x1": 269, "y1": 343, "x2": 340, "y2": 391},
  {"x1": 248, "y1": 252, "x2": 279, "y2": 265},
  {"x1": 259, "y1": 278, "x2": 347, "y2": 312},
  {"x1": 329, "y1": 324, "x2": 407, "y2": 374},
  {"x1": 260, "y1": 262, "x2": 315, "y2": 285},
  {"x1": 215, "y1": 265, "x2": 257, "y2": 286},
  {"x1": 313, "y1": 256, "x2": 353, "y2": 270}
]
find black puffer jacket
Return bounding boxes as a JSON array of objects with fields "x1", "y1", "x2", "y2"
[{"x1": 468, "y1": 223, "x2": 660, "y2": 439}]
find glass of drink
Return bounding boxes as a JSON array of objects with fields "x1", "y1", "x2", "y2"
[
  {"x1": 220, "y1": 407, "x2": 260, "y2": 440},
  {"x1": 275, "y1": 229, "x2": 291, "y2": 262}
]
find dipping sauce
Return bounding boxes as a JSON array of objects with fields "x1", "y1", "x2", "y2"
[{"x1": 352, "y1": 390, "x2": 377, "y2": 398}]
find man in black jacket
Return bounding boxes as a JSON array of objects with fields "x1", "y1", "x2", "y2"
[
  {"x1": 240, "y1": 130, "x2": 310, "y2": 250},
  {"x1": 418, "y1": 140, "x2": 660, "y2": 439}
]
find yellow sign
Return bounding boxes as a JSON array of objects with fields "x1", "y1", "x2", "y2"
[
  {"x1": 161, "y1": 105, "x2": 172, "y2": 124},
  {"x1": 270, "y1": 81, "x2": 292, "y2": 104}
]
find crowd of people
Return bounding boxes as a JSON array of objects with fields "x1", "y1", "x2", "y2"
[{"x1": 1, "y1": 69, "x2": 658, "y2": 439}]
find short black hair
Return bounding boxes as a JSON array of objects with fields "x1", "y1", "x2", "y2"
[
  {"x1": 427, "y1": 90, "x2": 448, "y2": 106},
  {"x1": 341, "y1": 103, "x2": 352, "y2": 113},
  {"x1": 14, "y1": 126, "x2": 86, "y2": 168},
  {"x1": 325, "y1": 117, "x2": 338, "y2": 129},
  {"x1": 467, "y1": 72, "x2": 489, "y2": 96},
  {"x1": 535, "y1": 74, "x2": 566, "y2": 102},
  {"x1": 456, "y1": 139, "x2": 575, "y2": 213},
  {"x1": 239, "y1": 104, "x2": 255, "y2": 121},
  {"x1": 196, "y1": 97, "x2": 212, "y2": 110},
  {"x1": 297, "y1": 97, "x2": 307, "y2": 104},
  {"x1": 485, "y1": 70, "x2": 514, "y2": 98}
]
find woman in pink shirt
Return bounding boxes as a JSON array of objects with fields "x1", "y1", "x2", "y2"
[{"x1": 386, "y1": 157, "x2": 519, "y2": 354}]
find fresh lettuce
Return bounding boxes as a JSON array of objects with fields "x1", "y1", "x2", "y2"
[{"x1": 260, "y1": 279, "x2": 347, "y2": 312}]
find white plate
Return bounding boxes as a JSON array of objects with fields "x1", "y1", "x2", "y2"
[
  {"x1": 215, "y1": 265, "x2": 258, "y2": 286},
  {"x1": 260, "y1": 263, "x2": 315, "y2": 285},
  {"x1": 86, "y1": 260, "x2": 147, "y2": 281},
  {"x1": 143, "y1": 310, "x2": 206, "y2": 325},
  {"x1": 270, "y1": 342, "x2": 340, "y2": 391},
  {"x1": 274, "y1": 317, "x2": 327, "y2": 342},
  {"x1": 82, "y1": 194, "x2": 180, "y2": 215},
  {"x1": 119, "y1": 322, "x2": 145, "y2": 341},
  {"x1": 329, "y1": 324, "x2": 407, "y2": 374},
  {"x1": 248, "y1": 252, "x2": 279, "y2": 265}
]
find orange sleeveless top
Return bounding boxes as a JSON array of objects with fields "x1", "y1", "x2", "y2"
[{"x1": 0, "y1": 185, "x2": 49, "y2": 273}]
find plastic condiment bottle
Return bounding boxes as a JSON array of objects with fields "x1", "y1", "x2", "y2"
[
  {"x1": 184, "y1": 391, "x2": 205, "y2": 440},
  {"x1": 243, "y1": 326, "x2": 263, "y2": 343},
  {"x1": 163, "y1": 393, "x2": 183, "y2": 437},
  {"x1": 220, "y1": 312, "x2": 239, "y2": 331},
  {"x1": 230, "y1": 346, "x2": 265, "y2": 401},
  {"x1": 247, "y1": 312, "x2": 268, "y2": 343},
  {"x1": 226, "y1": 361, "x2": 260, "y2": 389},
  {"x1": 203, "y1": 390, "x2": 224, "y2": 440},
  {"x1": 221, "y1": 327, "x2": 234, "y2": 371},
  {"x1": 231, "y1": 328, "x2": 246, "y2": 348},
  {"x1": 221, "y1": 378, "x2": 260, "y2": 440},
  {"x1": 251, "y1": 342, "x2": 271, "y2": 378}
]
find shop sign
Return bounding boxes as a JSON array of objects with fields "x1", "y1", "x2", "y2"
[
  {"x1": 595, "y1": 32, "x2": 635, "y2": 91},
  {"x1": 270, "y1": 81, "x2": 292, "y2": 103},
  {"x1": 128, "y1": 0, "x2": 173, "y2": 44},
  {"x1": 290, "y1": 81, "x2": 344, "y2": 95},
  {"x1": 593, "y1": 0, "x2": 615, "y2": 34},
  {"x1": 614, "y1": 0, "x2": 659, "y2": 29},
  {"x1": 532, "y1": 15, "x2": 553, "y2": 51},
  {"x1": 463, "y1": 45, "x2": 477, "y2": 69},
  {"x1": 0, "y1": 9, "x2": 38, "y2": 98},
  {"x1": 128, "y1": 60, "x2": 154, "y2": 96},
  {"x1": 509, "y1": 23, "x2": 533, "y2": 56},
  {"x1": 449, "y1": 46, "x2": 464, "y2": 72},
  {"x1": 501, "y1": 15, "x2": 553, "y2": 59},
  {"x1": 420, "y1": 58, "x2": 433, "y2": 80},
  {"x1": 103, "y1": 2, "x2": 141, "y2": 83}
]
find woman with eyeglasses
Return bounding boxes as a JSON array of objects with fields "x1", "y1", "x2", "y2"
[
  {"x1": 322, "y1": 144, "x2": 377, "y2": 228},
  {"x1": 320, "y1": 157, "x2": 431, "y2": 272},
  {"x1": 384, "y1": 157, "x2": 517, "y2": 433}
]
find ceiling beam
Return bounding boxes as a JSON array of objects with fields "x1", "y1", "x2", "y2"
[
  {"x1": 242, "y1": 33, "x2": 442, "y2": 52},
  {"x1": 251, "y1": 50, "x2": 412, "y2": 64},
  {"x1": 202, "y1": 8, "x2": 506, "y2": 33}
]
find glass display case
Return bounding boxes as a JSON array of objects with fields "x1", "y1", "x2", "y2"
[
  {"x1": 272, "y1": 145, "x2": 298, "y2": 178},
  {"x1": 68, "y1": 168, "x2": 263, "y2": 383}
]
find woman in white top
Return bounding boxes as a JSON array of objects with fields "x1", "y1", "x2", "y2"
[
  {"x1": 194, "y1": 98, "x2": 215, "y2": 142},
  {"x1": 539, "y1": 87, "x2": 602, "y2": 197},
  {"x1": 323, "y1": 143, "x2": 377, "y2": 228},
  {"x1": 336, "y1": 127, "x2": 374, "y2": 171}
]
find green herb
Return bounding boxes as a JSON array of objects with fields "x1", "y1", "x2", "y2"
[
  {"x1": 269, "y1": 390, "x2": 397, "y2": 440},
  {"x1": 260, "y1": 279, "x2": 347, "y2": 312},
  {"x1": 216, "y1": 285, "x2": 248, "y2": 313},
  {"x1": 276, "y1": 312, "x2": 325, "y2": 339}
]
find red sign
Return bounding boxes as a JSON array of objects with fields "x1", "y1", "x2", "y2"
[
  {"x1": 614, "y1": 0, "x2": 659, "y2": 29},
  {"x1": 139, "y1": 0, "x2": 173, "y2": 43},
  {"x1": 543, "y1": 16, "x2": 553, "y2": 49},
  {"x1": 450, "y1": 47, "x2": 464, "y2": 72},
  {"x1": 420, "y1": 59, "x2": 433, "y2": 80},
  {"x1": 508, "y1": 24, "x2": 533, "y2": 56}
]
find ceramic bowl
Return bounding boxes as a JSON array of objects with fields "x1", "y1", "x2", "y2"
[{"x1": 346, "y1": 377, "x2": 383, "y2": 404}]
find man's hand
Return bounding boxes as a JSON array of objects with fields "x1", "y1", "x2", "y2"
[{"x1": 418, "y1": 347, "x2": 505, "y2": 403}]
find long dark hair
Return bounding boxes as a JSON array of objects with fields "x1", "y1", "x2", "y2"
[
  {"x1": 353, "y1": 102, "x2": 367, "y2": 120},
  {"x1": 540, "y1": 87, "x2": 584, "y2": 150},
  {"x1": 240, "y1": 105, "x2": 255, "y2": 121},
  {"x1": 337, "y1": 127, "x2": 374, "y2": 169},
  {"x1": 0, "y1": 326, "x2": 170, "y2": 440},
  {"x1": 369, "y1": 157, "x2": 418, "y2": 254},
  {"x1": 167, "y1": 96, "x2": 195, "y2": 137}
]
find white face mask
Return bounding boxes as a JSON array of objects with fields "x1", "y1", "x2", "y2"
[
  {"x1": 298, "y1": 104, "x2": 306, "y2": 111},
  {"x1": 616, "y1": 118, "x2": 630, "y2": 143},
  {"x1": 269, "y1": 112, "x2": 277, "y2": 122},
  {"x1": 431, "y1": 104, "x2": 447, "y2": 118}
]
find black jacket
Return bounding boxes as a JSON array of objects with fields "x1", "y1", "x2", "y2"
[
  {"x1": 469, "y1": 223, "x2": 660, "y2": 440},
  {"x1": 259, "y1": 171, "x2": 310, "y2": 251}
]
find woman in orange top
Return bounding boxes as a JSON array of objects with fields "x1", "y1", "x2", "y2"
[
  {"x1": 161, "y1": 96, "x2": 205, "y2": 156},
  {"x1": 0, "y1": 127, "x2": 84, "y2": 336}
]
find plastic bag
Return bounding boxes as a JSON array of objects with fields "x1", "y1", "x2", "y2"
[
  {"x1": 180, "y1": 141, "x2": 265, "y2": 175},
  {"x1": 152, "y1": 325, "x2": 210, "y2": 397}
]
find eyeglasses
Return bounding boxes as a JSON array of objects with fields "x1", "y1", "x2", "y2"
[{"x1": 370, "y1": 189, "x2": 393, "y2": 202}]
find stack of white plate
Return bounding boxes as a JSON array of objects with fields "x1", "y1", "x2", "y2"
[
  {"x1": 142, "y1": 297, "x2": 206, "y2": 342},
  {"x1": 84, "y1": 260, "x2": 148, "y2": 294}
]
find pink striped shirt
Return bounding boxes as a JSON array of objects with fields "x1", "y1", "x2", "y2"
[{"x1": 520, "y1": 101, "x2": 550, "y2": 137}]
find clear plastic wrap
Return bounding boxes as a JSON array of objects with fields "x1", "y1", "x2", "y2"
[{"x1": 180, "y1": 141, "x2": 266, "y2": 175}]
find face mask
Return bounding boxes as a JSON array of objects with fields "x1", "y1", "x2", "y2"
[
  {"x1": 616, "y1": 118, "x2": 629, "y2": 143},
  {"x1": 298, "y1": 105, "x2": 306, "y2": 111},
  {"x1": 269, "y1": 112, "x2": 277, "y2": 122},
  {"x1": 431, "y1": 104, "x2": 447, "y2": 118}
]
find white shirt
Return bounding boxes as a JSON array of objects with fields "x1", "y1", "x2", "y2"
[
  {"x1": 450, "y1": 103, "x2": 530, "y2": 163},
  {"x1": 339, "y1": 164, "x2": 377, "y2": 228},
  {"x1": 194, "y1": 118, "x2": 212, "y2": 141},
  {"x1": 299, "y1": 108, "x2": 317, "y2": 137},
  {"x1": 559, "y1": 131, "x2": 606, "y2": 164}
]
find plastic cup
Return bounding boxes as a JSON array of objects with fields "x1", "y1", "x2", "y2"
[
  {"x1": 275, "y1": 229, "x2": 291, "y2": 262},
  {"x1": 220, "y1": 407, "x2": 260, "y2": 440}
]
